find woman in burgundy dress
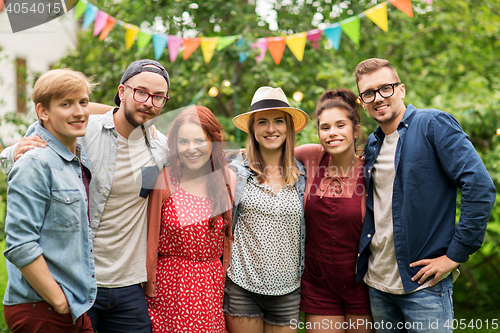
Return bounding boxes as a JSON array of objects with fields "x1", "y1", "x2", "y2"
[
  {"x1": 144, "y1": 106, "x2": 235, "y2": 332},
  {"x1": 295, "y1": 89, "x2": 373, "y2": 333}
]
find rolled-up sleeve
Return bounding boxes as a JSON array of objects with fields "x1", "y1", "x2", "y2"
[
  {"x1": 432, "y1": 113, "x2": 496, "y2": 263},
  {"x1": 0, "y1": 144, "x2": 16, "y2": 175},
  {"x1": 4, "y1": 155, "x2": 49, "y2": 268}
]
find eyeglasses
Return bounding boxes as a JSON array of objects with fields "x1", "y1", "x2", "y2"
[
  {"x1": 359, "y1": 83, "x2": 400, "y2": 104},
  {"x1": 125, "y1": 84, "x2": 169, "y2": 108}
]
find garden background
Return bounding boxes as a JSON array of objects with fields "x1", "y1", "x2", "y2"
[{"x1": 0, "y1": 0, "x2": 499, "y2": 331}]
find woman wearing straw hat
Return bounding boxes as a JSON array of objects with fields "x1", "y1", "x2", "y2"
[{"x1": 223, "y1": 87, "x2": 308, "y2": 333}]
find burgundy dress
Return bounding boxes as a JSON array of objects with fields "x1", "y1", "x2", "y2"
[{"x1": 300, "y1": 153, "x2": 371, "y2": 316}]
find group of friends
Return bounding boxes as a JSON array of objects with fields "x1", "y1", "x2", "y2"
[{"x1": 0, "y1": 57, "x2": 496, "y2": 333}]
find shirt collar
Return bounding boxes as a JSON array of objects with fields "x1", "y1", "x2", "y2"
[
  {"x1": 102, "y1": 108, "x2": 118, "y2": 130},
  {"x1": 373, "y1": 104, "x2": 417, "y2": 140},
  {"x1": 33, "y1": 123, "x2": 79, "y2": 162}
]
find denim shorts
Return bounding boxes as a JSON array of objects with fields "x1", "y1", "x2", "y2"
[{"x1": 223, "y1": 278, "x2": 301, "y2": 326}]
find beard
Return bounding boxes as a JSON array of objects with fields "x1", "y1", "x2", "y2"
[{"x1": 123, "y1": 101, "x2": 154, "y2": 129}]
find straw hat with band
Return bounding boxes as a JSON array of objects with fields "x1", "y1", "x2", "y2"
[{"x1": 232, "y1": 87, "x2": 309, "y2": 133}]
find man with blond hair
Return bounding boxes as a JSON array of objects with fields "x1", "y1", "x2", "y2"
[
  {"x1": 355, "y1": 58, "x2": 495, "y2": 332},
  {"x1": 3, "y1": 69, "x2": 95, "y2": 332}
]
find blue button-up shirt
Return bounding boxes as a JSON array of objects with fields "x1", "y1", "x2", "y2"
[
  {"x1": 3, "y1": 123, "x2": 97, "y2": 323},
  {"x1": 357, "y1": 104, "x2": 496, "y2": 293}
]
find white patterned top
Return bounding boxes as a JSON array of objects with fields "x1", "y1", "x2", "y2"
[{"x1": 227, "y1": 175, "x2": 302, "y2": 295}]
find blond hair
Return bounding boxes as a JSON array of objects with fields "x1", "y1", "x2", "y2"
[
  {"x1": 33, "y1": 69, "x2": 94, "y2": 109},
  {"x1": 353, "y1": 58, "x2": 400, "y2": 84},
  {"x1": 245, "y1": 111, "x2": 300, "y2": 185}
]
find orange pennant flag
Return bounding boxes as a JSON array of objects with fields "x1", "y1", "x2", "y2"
[
  {"x1": 285, "y1": 33, "x2": 307, "y2": 62},
  {"x1": 99, "y1": 17, "x2": 116, "y2": 41},
  {"x1": 389, "y1": 0, "x2": 414, "y2": 18},
  {"x1": 365, "y1": 3, "x2": 388, "y2": 32},
  {"x1": 266, "y1": 37, "x2": 286, "y2": 65},
  {"x1": 183, "y1": 38, "x2": 201, "y2": 60}
]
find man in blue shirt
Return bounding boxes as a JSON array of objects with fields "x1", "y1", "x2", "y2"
[
  {"x1": 355, "y1": 58, "x2": 496, "y2": 332},
  {"x1": 3, "y1": 69, "x2": 96, "y2": 332}
]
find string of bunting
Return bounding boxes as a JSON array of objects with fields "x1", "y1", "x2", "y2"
[{"x1": 74, "y1": 0, "x2": 433, "y2": 65}]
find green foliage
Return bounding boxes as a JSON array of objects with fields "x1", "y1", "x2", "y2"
[
  {"x1": 454, "y1": 194, "x2": 500, "y2": 308},
  {"x1": 0, "y1": 240, "x2": 7, "y2": 331}
]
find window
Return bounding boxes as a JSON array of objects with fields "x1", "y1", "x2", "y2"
[{"x1": 16, "y1": 58, "x2": 27, "y2": 113}]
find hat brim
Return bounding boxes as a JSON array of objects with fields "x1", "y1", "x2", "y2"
[
  {"x1": 233, "y1": 107, "x2": 309, "y2": 133},
  {"x1": 114, "y1": 91, "x2": 121, "y2": 106}
]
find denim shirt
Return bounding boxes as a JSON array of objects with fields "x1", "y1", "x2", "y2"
[
  {"x1": 356, "y1": 104, "x2": 496, "y2": 293},
  {"x1": 229, "y1": 153, "x2": 307, "y2": 275},
  {"x1": 0, "y1": 109, "x2": 169, "y2": 236},
  {"x1": 3, "y1": 123, "x2": 97, "y2": 323}
]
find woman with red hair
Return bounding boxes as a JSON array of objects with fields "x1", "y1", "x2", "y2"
[{"x1": 144, "y1": 106, "x2": 235, "y2": 332}]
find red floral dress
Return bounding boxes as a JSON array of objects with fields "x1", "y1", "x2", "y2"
[{"x1": 146, "y1": 177, "x2": 226, "y2": 332}]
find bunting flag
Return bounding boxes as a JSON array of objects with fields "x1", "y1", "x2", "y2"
[
  {"x1": 183, "y1": 38, "x2": 200, "y2": 60},
  {"x1": 306, "y1": 29, "x2": 322, "y2": 49},
  {"x1": 124, "y1": 24, "x2": 140, "y2": 50},
  {"x1": 266, "y1": 37, "x2": 286, "y2": 65},
  {"x1": 76, "y1": 0, "x2": 423, "y2": 65},
  {"x1": 252, "y1": 38, "x2": 267, "y2": 62},
  {"x1": 137, "y1": 31, "x2": 152, "y2": 52},
  {"x1": 99, "y1": 17, "x2": 115, "y2": 40},
  {"x1": 152, "y1": 34, "x2": 168, "y2": 60},
  {"x1": 324, "y1": 23, "x2": 342, "y2": 51},
  {"x1": 237, "y1": 38, "x2": 250, "y2": 63},
  {"x1": 365, "y1": 3, "x2": 388, "y2": 32},
  {"x1": 82, "y1": 3, "x2": 99, "y2": 29},
  {"x1": 389, "y1": 0, "x2": 414, "y2": 18},
  {"x1": 200, "y1": 37, "x2": 219, "y2": 63},
  {"x1": 285, "y1": 33, "x2": 307, "y2": 62},
  {"x1": 74, "y1": 0, "x2": 87, "y2": 20},
  {"x1": 93, "y1": 11, "x2": 109, "y2": 37},
  {"x1": 67, "y1": 0, "x2": 78, "y2": 8},
  {"x1": 340, "y1": 16, "x2": 360, "y2": 45},
  {"x1": 216, "y1": 36, "x2": 238, "y2": 51},
  {"x1": 168, "y1": 35, "x2": 183, "y2": 62}
]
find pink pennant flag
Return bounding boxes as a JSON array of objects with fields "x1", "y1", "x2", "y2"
[
  {"x1": 168, "y1": 35, "x2": 183, "y2": 62},
  {"x1": 306, "y1": 29, "x2": 322, "y2": 49},
  {"x1": 251, "y1": 38, "x2": 267, "y2": 63},
  {"x1": 93, "y1": 11, "x2": 109, "y2": 37}
]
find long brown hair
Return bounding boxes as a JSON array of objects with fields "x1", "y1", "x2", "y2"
[
  {"x1": 245, "y1": 110, "x2": 300, "y2": 185},
  {"x1": 167, "y1": 106, "x2": 233, "y2": 237}
]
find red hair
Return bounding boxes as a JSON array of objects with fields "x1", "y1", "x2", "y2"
[{"x1": 167, "y1": 106, "x2": 233, "y2": 237}]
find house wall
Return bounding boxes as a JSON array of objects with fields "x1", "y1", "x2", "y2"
[{"x1": 0, "y1": 9, "x2": 79, "y2": 146}]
